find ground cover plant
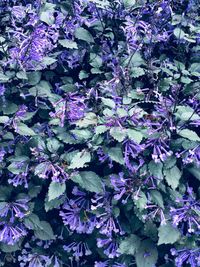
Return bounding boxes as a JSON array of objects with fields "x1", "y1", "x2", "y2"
[{"x1": 0, "y1": 0, "x2": 200, "y2": 266}]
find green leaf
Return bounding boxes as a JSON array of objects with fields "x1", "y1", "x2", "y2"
[
  {"x1": 71, "y1": 171, "x2": 103, "y2": 193},
  {"x1": 0, "y1": 116, "x2": 9, "y2": 124},
  {"x1": 135, "y1": 239, "x2": 158, "y2": 267},
  {"x1": 29, "y1": 81, "x2": 52, "y2": 98},
  {"x1": 188, "y1": 166, "x2": 200, "y2": 181},
  {"x1": 90, "y1": 53, "x2": 103, "y2": 68},
  {"x1": 118, "y1": 234, "x2": 141, "y2": 255},
  {"x1": 175, "y1": 106, "x2": 200, "y2": 121},
  {"x1": 173, "y1": 28, "x2": 185, "y2": 39},
  {"x1": 134, "y1": 191, "x2": 147, "y2": 211},
  {"x1": 27, "y1": 71, "x2": 41, "y2": 85},
  {"x1": 123, "y1": 0, "x2": 136, "y2": 8},
  {"x1": 164, "y1": 156, "x2": 177, "y2": 169},
  {"x1": 0, "y1": 73, "x2": 9, "y2": 82},
  {"x1": 164, "y1": 165, "x2": 182, "y2": 190},
  {"x1": 178, "y1": 129, "x2": 200, "y2": 141},
  {"x1": 107, "y1": 146, "x2": 124, "y2": 165},
  {"x1": 131, "y1": 67, "x2": 145, "y2": 78},
  {"x1": 75, "y1": 112, "x2": 97, "y2": 128},
  {"x1": 24, "y1": 214, "x2": 43, "y2": 230},
  {"x1": 28, "y1": 186, "x2": 42, "y2": 198},
  {"x1": 0, "y1": 242, "x2": 21, "y2": 252},
  {"x1": 42, "y1": 57, "x2": 57, "y2": 66},
  {"x1": 16, "y1": 122, "x2": 36, "y2": 136},
  {"x1": 101, "y1": 97, "x2": 116, "y2": 108},
  {"x1": 59, "y1": 39, "x2": 78, "y2": 49},
  {"x1": 150, "y1": 190, "x2": 164, "y2": 209},
  {"x1": 79, "y1": 70, "x2": 89, "y2": 80},
  {"x1": 2, "y1": 101, "x2": 18, "y2": 115},
  {"x1": 95, "y1": 125, "x2": 108, "y2": 135},
  {"x1": 127, "y1": 129, "x2": 143, "y2": 144},
  {"x1": 110, "y1": 127, "x2": 127, "y2": 142},
  {"x1": 148, "y1": 161, "x2": 163, "y2": 180},
  {"x1": 158, "y1": 223, "x2": 181, "y2": 245},
  {"x1": 47, "y1": 138, "x2": 61, "y2": 153},
  {"x1": 75, "y1": 27, "x2": 94, "y2": 43},
  {"x1": 40, "y1": 3, "x2": 55, "y2": 25},
  {"x1": 16, "y1": 71, "x2": 28, "y2": 80},
  {"x1": 34, "y1": 221, "x2": 55, "y2": 240},
  {"x1": 45, "y1": 195, "x2": 65, "y2": 212},
  {"x1": 48, "y1": 182, "x2": 66, "y2": 201},
  {"x1": 68, "y1": 150, "x2": 91, "y2": 169}
]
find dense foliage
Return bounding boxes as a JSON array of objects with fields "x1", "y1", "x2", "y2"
[{"x1": 0, "y1": 0, "x2": 200, "y2": 266}]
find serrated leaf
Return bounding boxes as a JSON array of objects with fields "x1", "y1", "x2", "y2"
[
  {"x1": 110, "y1": 127, "x2": 127, "y2": 142},
  {"x1": 135, "y1": 239, "x2": 158, "y2": 267},
  {"x1": 71, "y1": 171, "x2": 103, "y2": 193},
  {"x1": 75, "y1": 112, "x2": 97, "y2": 128},
  {"x1": 134, "y1": 191, "x2": 147, "y2": 210},
  {"x1": 47, "y1": 138, "x2": 61, "y2": 153},
  {"x1": 48, "y1": 182, "x2": 66, "y2": 201},
  {"x1": 0, "y1": 73, "x2": 9, "y2": 82},
  {"x1": 178, "y1": 129, "x2": 200, "y2": 141},
  {"x1": 131, "y1": 67, "x2": 145, "y2": 78},
  {"x1": 101, "y1": 97, "x2": 115, "y2": 108},
  {"x1": 127, "y1": 129, "x2": 143, "y2": 144},
  {"x1": 59, "y1": 39, "x2": 78, "y2": 49},
  {"x1": 118, "y1": 235, "x2": 141, "y2": 255},
  {"x1": 158, "y1": 223, "x2": 180, "y2": 245},
  {"x1": 40, "y1": 3, "x2": 55, "y2": 25},
  {"x1": 164, "y1": 156, "x2": 177, "y2": 169},
  {"x1": 16, "y1": 122, "x2": 36, "y2": 136},
  {"x1": 148, "y1": 161, "x2": 163, "y2": 180},
  {"x1": 75, "y1": 27, "x2": 94, "y2": 43},
  {"x1": 79, "y1": 70, "x2": 89, "y2": 80},
  {"x1": 175, "y1": 106, "x2": 200, "y2": 121},
  {"x1": 68, "y1": 150, "x2": 91, "y2": 169},
  {"x1": 0, "y1": 116, "x2": 9, "y2": 124},
  {"x1": 107, "y1": 146, "x2": 124, "y2": 165},
  {"x1": 45, "y1": 195, "x2": 65, "y2": 212},
  {"x1": 34, "y1": 221, "x2": 55, "y2": 240},
  {"x1": 95, "y1": 125, "x2": 108, "y2": 135},
  {"x1": 164, "y1": 165, "x2": 182, "y2": 190},
  {"x1": 150, "y1": 190, "x2": 164, "y2": 209}
]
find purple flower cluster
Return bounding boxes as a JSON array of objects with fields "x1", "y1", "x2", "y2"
[{"x1": 0, "y1": 0, "x2": 199, "y2": 266}]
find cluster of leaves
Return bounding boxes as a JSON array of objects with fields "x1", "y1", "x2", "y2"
[{"x1": 0, "y1": 0, "x2": 200, "y2": 266}]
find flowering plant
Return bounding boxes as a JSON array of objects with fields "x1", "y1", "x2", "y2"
[{"x1": 0, "y1": 0, "x2": 200, "y2": 266}]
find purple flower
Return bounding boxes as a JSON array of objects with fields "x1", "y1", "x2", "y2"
[
  {"x1": 146, "y1": 138, "x2": 173, "y2": 163},
  {"x1": 123, "y1": 140, "x2": 145, "y2": 172},
  {"x1": 94, "y1": 261, "x2": 109, "y2": 267},
  {"x1": 0, "y1": 84, "x2": 5, "y2": 96},
  {"x1": 8, "y1": 172, "x2": 29, "y2": 188},
  {"x1": 18, "y1": 252, "x2": 51, "y2": 267},
  {"x1": 170, "y1": 187, "x2": 200, "y2": 233},
  {"x1": 0, "y1": 223, "x2": 27, "y2": 245},
  {"x1": 110, "y1": 172, "x2": 133, "y2": 204},
  {"x1": 63, "y1": 241, "x2": 92, "y2": 260},
  {"x1": 50, "y1": 93, "x2": 86, "y2": 127},
  {"x1": 97, "y1": 148, "x2": 113, "y2": 168},
  {"x1": 176, "y1": 146, "x2": 200, "y2": 167},
  {"x1": 0, "y1": 149, "x2": 6, "y2": 163},
  {"x1": 97, "y1": 237, "x2": 120, "y2": 259},
  {"x1": 60, "y1": 202, "x2": 96, "y2": 234},
  {"x1": 171, "y1": 248, "x2": 200, "y2": 267},
  {"x1": 96, "y1": 206, "x2": 124, "y2": 236},
  {"x1": 0, "y1": 198, "x2": 29, "y2": 222},
  {"x1": 9, "y1": 24, "x2": 58, "y2": 70}
]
